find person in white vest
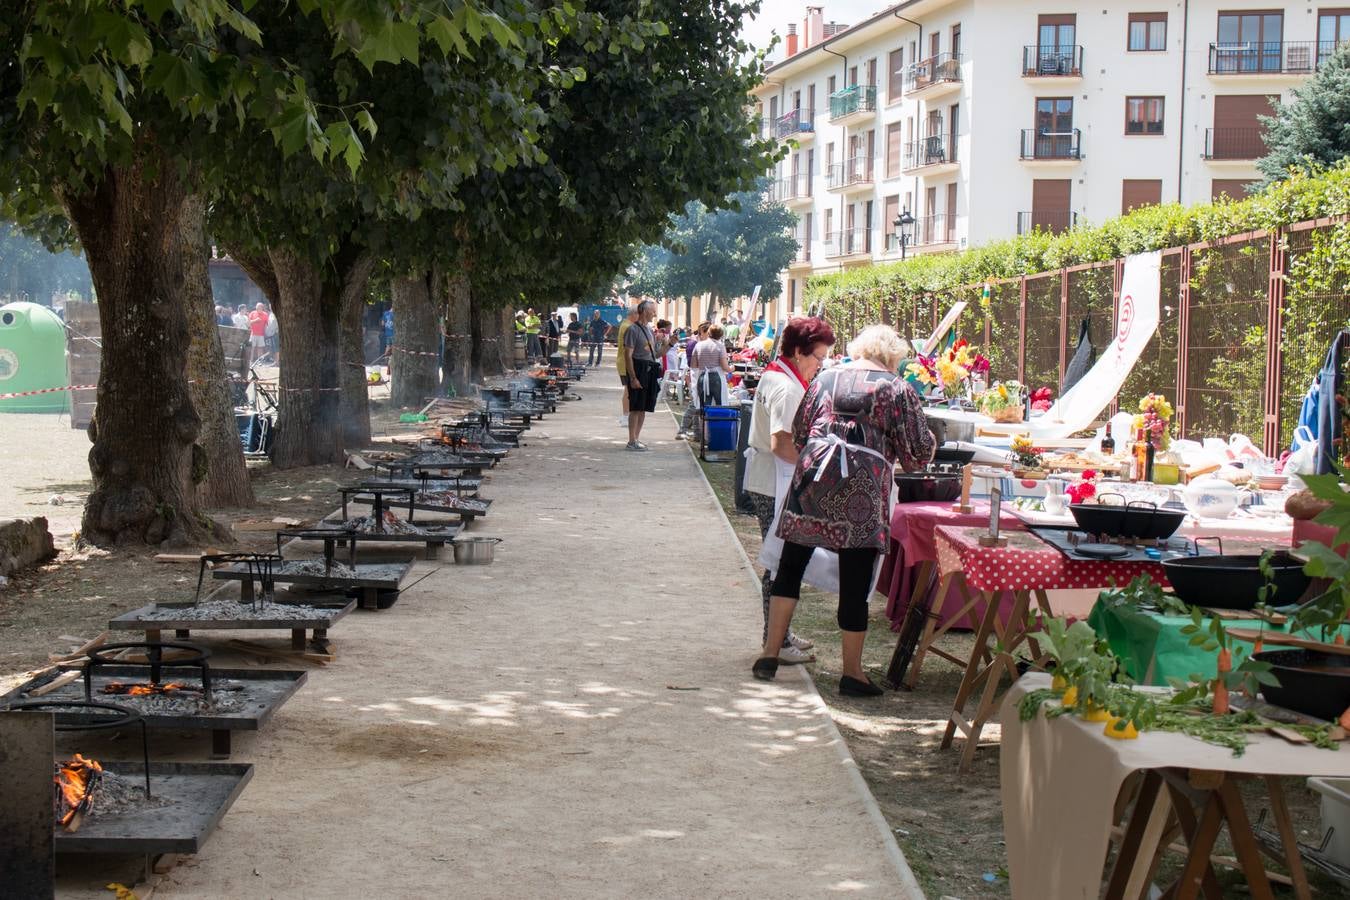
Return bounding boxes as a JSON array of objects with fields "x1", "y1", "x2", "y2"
[{"x1": 743, "y1": 316, "x2": 836, "y2": 665}]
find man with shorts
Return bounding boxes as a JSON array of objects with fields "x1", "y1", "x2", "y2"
[
  {"x1": 614, "y1": 305, "x2": 637, "y2": 425},
  {"x1": 246, "y1": 302, "x2": 269, "y2": 366},
  {"x1": 623, "y1": 300, "x2": 666, "y2": 451}
]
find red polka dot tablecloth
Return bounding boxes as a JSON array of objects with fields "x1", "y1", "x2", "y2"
[{"x1": 934, "y1": 524, "x2": 1167, "y2": 593}]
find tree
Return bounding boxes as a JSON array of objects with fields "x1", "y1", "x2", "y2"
[
  {"x1": 628, "y1": 183, "x2": 797, "y2": 319},
  {"x1": 0, "y1": 2, "x2": 470, "y2": 543},
  {"x1": 1258, "y1": 43, "x2": 1350, "y2": 184}
]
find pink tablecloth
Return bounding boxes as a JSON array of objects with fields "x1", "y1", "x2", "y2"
[
  {"x1": 934, "y1": 524, "x2": 1167, "y2": 593},
  {"x1": 879, "y1": 501, "x2": 1018, "y2": 630}
]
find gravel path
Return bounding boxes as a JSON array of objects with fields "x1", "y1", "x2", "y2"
[{"x1": 58, "y1": 380, "x2": 921, "y2": 898}]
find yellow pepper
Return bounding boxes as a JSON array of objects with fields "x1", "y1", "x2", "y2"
[
  {"x1": 1060, "y1": 686, "x2": 1078, "y2": 708},
  {"x1": 1104, "y1": 717, "x2": 1139, "y2": 739},
  {"x1": 1082, "y1": 703, "x2": 1112, "y2": 723},
  {"x1": 1051, "y1": 674, "x2": 1068, "y2": 691}
]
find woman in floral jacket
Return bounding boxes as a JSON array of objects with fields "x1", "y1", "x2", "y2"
[{"x1": 753, "y1": 325, "x2": 935, "y2": 696}]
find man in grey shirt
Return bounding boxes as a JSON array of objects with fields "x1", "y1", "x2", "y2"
[{"x1": 623, "y1": 300, "x2": 666, "y2": 451}]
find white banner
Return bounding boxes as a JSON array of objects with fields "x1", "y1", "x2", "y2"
[{"x1": 988, "y1": 250, "x2": 1162, "y2": 440}]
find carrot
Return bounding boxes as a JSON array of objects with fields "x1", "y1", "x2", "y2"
[
  {"x1": 1340, "y1": 705, "x2": 1350, "y2": 731},
  {"x1": 1214, "y1": 648, "x2": 1232, "y2": 715},
  {"x1": 1253, "y1": 637, "x2": 1264, "y2": 654}
]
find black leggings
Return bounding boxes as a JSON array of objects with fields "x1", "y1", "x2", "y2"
[{"x1": 770, "y1": 541, "x2": 878, "y2": 633}]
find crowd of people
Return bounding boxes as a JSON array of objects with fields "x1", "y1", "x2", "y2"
[{"x1": 215, "y1": 301, "x2": 279, "y2": 367}]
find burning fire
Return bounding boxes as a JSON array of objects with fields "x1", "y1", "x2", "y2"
[
  {"x1": 101, "y1": 681, "x2": 189, "y2": 697},
  {"x1": 54, "y1": 753, "x2": 103, "y2": 829}
]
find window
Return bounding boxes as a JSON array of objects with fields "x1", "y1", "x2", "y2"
[
  {"x1": 848, "y1": 65, "x2": 858, "y2": 87},
  {"x1": 824, "y1": 209, "x2": 834, "y2": 242},
  {"x1": 1125, "y1": 96, "x2": 1165, "y2": 134},
  {"x1": 929, "y1": 32, "x2": 940, "y2": 59},
  {"x1": 1319, "y1": 9, "x2": 1350, "y2": 62},
  {"x1": 792, "y1": 90, "x2": 801, "y2": 111},
  {"x1": 866, "y1": 58, "x2": 877, "y2": 87},
  {"x1": 888, "y1": 49, "x2": 904, "y2": 100},
  {"x1": 806, "y1": 149, "x2": 815, "y2": 195},
  {"x1": 1039, "y1": 14, "x2": 1076, "y2": 51},
  {"x1": 1128, "y1": 13, "x2": 1167, "y2": 50},
  {"x1": 827, "y1": 75, "x2": 837, "y2": 95},
  {"x1": 951, "y1": 23, "x2": 962, "y2": 58},
  {"x1": 808, "y1": 84, "x2": 816, "y2": 116},
  {"x1": 885, "y1": 122, "x2": 902, "y2": 178},
  {"x1": 1216, "y1": 11, "x2": 1284, "y2": 73},
  {"x1": 825, "y1": 142, "x2": 835, "y2": 170},
  {"x1": 1121, "y1": 179, "x2": 1163, "y2": 213},
  {"x1": 803, "y1": 212, "x2": 813, "y2": 259},
  {"x1": 1212, "y1": 179, "x2": 1253, "y2": 201},
  {"x1": 948, "y1": 103, "x2": 960, "y2": 162}
]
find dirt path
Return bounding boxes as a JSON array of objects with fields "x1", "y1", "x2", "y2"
[{"x1": 48, "y1": 379, "x2": 920, "y2": 898}]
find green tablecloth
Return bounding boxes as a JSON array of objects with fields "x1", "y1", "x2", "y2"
[{"x1": 1087, "y1": 599, "x2": 1350, "y2": 685}]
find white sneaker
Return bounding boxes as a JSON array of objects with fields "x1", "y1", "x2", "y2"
[
  {"x1": 787, "y1": 633, "x2": 814, "y2": 651},
  {"x1": 778, "y1": 644, "x2": 815, "y2": 665}
]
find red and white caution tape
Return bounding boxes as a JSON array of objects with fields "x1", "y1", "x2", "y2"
[{"x1": 0, "y1": 384, "x2": 96, "y2": 400}]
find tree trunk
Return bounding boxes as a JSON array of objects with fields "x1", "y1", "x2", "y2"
[
  {"x1": 469, "y1": 288, "x2": 490, "y2": 380},
  {"x1": 60, "y1": 149, "x2": 229, "y2": 546},
  {"x1": 339, "y1": 254, "x2": 375, "y2": 448},
  {"x1": 442, "y1": 269, "x2": 473, "y2": 395},
  {"x1": 390, "y1": 270, "x2": 440, "y2": 407},
  {"x1": 182, "y1": 195, "x2": 254, "y2": 509},
  {"x1": 269, "y1": 249, "x2": 344, "y2": 468}
]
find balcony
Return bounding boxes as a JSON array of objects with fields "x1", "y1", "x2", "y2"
[
  {"x1": 1203, "y1": 127, "x2": 1265, "y2": 162},
  {"x1": 788, "y1": 237, "x2": 813, "y2": 270},
  {"x1": 913, "y1": 214, "x2": 958, "y2": 248},
  {"x1": 1017, "y1": 211, "x2": 1078, "y2": 235},
  {"x1": 904, "y1": 53, "x2": 962, "y2": 97},
  {"x1": 1021, "y1": 44, "x2": 1083, "y2": 78},
  {"x1": 1019, "y1": 128, "x2": 1082, "y2": 162},
  {"x1": 826, "y1": 156, "x2": 874, "y2": 192},
  {"x1": 1207, "y1": 40, "x2": 1330, "y2": 76},
  {"x1": 901, "y1": 134, "x2": 959, "y2": 174},
  {"x1": 828, "y1": 85, "x2": 877, "y2": 125},
  {"x1": 824, "y1": 228, "x2": 873, "y2": 263},
  {"x1": 774, "y1": 108, "x2": 815, "y2": 142},
  {"x1": 768, "y1": 173, "x2": 813, "y2": 205}
]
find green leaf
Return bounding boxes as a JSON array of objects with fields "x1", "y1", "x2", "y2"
[
  {"x1": 354, "y1": 109, "x2": 377, "y2": 139},
  {"x1": 273, "y1": 104, "x2": 311, "y2": 157},
  {"x1": 24, "y1": 31, "x2": 66, "y2": 75},
  {"x1": 389, "y1": 20, "x2": 420, "y2": 65}
]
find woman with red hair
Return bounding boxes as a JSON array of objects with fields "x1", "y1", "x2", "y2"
[{"x1": 743, "y1": 316, "x2": 836, "y2": 666}]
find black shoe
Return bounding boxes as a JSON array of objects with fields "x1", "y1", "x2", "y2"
[
  {"x1": 752, "y1": 657, "x2": 779, "y2": 681},
  {"x1": 839, "y1": 675, "x2": 884, "y2": 697}
]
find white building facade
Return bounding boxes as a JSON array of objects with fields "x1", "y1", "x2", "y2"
[{"x1": 752, "y1": 1, "x2": 1348, "y2": 323}]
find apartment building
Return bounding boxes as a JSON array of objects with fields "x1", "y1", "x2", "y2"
[{"x1": 753, "y1": 2, "x2": 1349, "y2": 320}]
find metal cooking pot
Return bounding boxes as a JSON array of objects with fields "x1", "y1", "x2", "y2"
[
  {"x1": 452, "y1": 536, "x2": 501, "y2": 565},
  {"x1": 923, "y1": 409, "x2": 976, "y2": 445}
]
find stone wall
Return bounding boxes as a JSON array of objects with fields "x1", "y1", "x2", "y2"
[{"x1": 0, "y1": 517, "x2": 57, "y2": 576}]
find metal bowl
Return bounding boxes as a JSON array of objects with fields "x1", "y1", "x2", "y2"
[{"x1": 452, "y1": 537, "x2": 501, "y2": 565}]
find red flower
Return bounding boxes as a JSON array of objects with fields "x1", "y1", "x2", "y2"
[
  {"x1": 1066, "y1": 482, "x2": 1097, "y2": 504},
  {"x1": 1081, "y1": 469, "x2": 1097, "y2": 482}
]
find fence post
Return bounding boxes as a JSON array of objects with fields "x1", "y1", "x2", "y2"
[
  {"x1": 1264, "y1": 229, "x2": 1287, "y2": 456},
  {"x1": 1058, "y1": 268, "x2": 1070, "y2": 383},
  {"x1": 1176, "y1": 249, "x2": 1192, "y2": 438},
  {"x1": 1017, "y1": 276, "x2": 1028, "y2": 384}
]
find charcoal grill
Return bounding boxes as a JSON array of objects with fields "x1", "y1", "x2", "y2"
[
  {"x1": 210, "y1": 557, "x2": 413, "y2": 609},
  {"x1": 1027, "y1": 526, "x2": 1218, "y2": 564},
  {"x1": 375, "y1": 457, "x2": 490, "y2": 478},
  {"x1": 110, "y1": 597, "x2": 356, "y2": 645},
  {"x1": 337, "y1": 484, "x2": 416, "y2": 523},
  {"x1": 5, "y1": 663, "x2": 306, "y2": 759},
  {"x1": 288, "y1": 519, "x2": 462, "y2": 561}
]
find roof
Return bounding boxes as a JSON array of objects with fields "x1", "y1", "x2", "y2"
[{"x1": 753, "y1": 0, "x2": 946, "y2": 92}]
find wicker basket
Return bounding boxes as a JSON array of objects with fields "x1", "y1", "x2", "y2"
[{"x1": 987, "y1": 406, "x2": 1025, "y2": 424}]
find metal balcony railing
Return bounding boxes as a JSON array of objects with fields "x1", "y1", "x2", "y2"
[
  {"x1": 1207, "y1": 40, "x2": 1337, "y2": 75},
  {"x1": 792, "y1": 234, "x2": 811, "y2": 264},
  {"x1": 1203, "y1": 127, "x2": 1266, "y2": 160},
  {"x1": 774, "y1": 108, "x2": 815, "y2": 140},
  {"x1": 824, "y1": 228, "x2": 870, "y2": 258},
  {"x1": 1022, "y1": 44, "x2": 1083, "y2": 77},
  {"x1": 767, "y1": 174, "x2": 812, "y2": 202},
  {"x1": 912, "y1": 214, "x2": 957, "y2": 246},
  {"x1": 904, "y1": 53, "x2": 962, "y2": 93},
  {"x1": 826, "y1": 156, "x2": 874, "y2": 190},
  {"x1": 1019, "y1": 128, "x2": 1081, "y2": 160},
  {"x1": 1017, "y1": 210, "x2": 1079, "y2": 235},
  {"x1": 902, "y1": 134, "x2": 957, "y2": 170},
  {"x1": 828, "y1": 85, "x2": 877, "y2": 120}
]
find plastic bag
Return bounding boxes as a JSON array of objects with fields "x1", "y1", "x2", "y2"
[{"x1": 1285, "y1": 425, "x2": 1318, "y2": 479}]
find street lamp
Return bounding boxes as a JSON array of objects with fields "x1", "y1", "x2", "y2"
[{"x1": 893, "y1": 208, "x2": 915, "y2": 260}]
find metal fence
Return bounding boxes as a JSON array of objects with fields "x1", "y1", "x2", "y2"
[{"x1": 830, "y1": 218, "x2": 1350, "y2": 455}]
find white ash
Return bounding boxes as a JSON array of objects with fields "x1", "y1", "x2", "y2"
[
  {"x1": 37, "y1": 682, "x2": 248, "y2": 715},
  {"x1": 86, "y1": 770, "x2": 174, "y2": 819},
  {"x1": 419, "y1": 493, "x2": 489, "y2": 513},
  {"x1": 280, "y1": 559, "x2": 358, "y2": 578},
  {"x1": 137, "y1": 598, "x2": 339, "y2": 621}
]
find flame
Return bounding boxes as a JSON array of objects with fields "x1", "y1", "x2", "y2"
[
  {"x1": 54, "y1": 753, "x2": 103, "y2": 826},
  {"x1": 101, "y1": 681, "x2": 188, "y2": 696}
]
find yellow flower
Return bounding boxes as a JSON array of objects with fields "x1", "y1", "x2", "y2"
[{"x1": 998, "y1": 384, "x2": 1009, "y2": 399}]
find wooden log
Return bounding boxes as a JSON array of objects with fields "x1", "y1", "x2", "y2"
[{"x1": 30, "y1": 670, "x2": 83, "y2": 697}]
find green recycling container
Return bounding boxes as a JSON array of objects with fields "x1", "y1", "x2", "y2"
[{"x1": 0, "y1": 302, "x2": 70, "y2": 413}]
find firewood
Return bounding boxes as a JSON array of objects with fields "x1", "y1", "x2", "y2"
[
  {"x1": 29, "y1": 670, "x2": 81, "y2": 697},
  {"x1": 49, "y1": 631, "x2": 107, "y2": 662}
]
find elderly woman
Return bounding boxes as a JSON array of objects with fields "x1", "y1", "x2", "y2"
[
  {"x1": 744, "y1": 317, "x2": 836, "y2": 666},
  {"x1": 753, "y1": 324, "x2": 936, "y2": 696}
]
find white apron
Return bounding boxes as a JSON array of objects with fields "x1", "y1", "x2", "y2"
[{"x1": 691, "y1": 367, "x2": 724, "y2": 409}]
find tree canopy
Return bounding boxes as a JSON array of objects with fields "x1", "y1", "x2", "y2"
[
  {"x1": 628, "y1": 182, "x2": 797, "y2": 306},
  {"x1": 1258, "y1": 43, "x2": 1350, "y2": 184}
]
